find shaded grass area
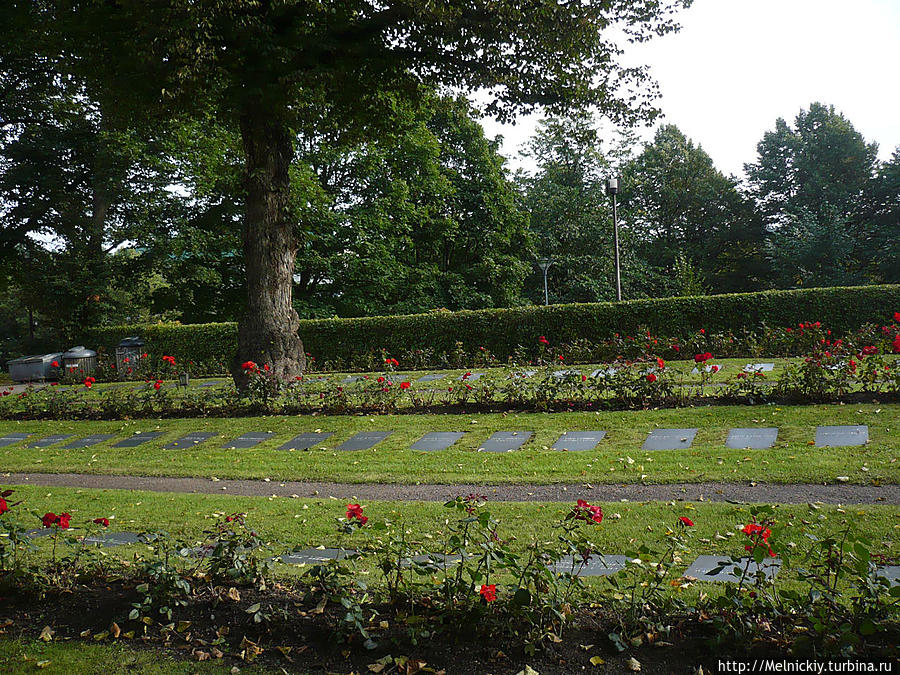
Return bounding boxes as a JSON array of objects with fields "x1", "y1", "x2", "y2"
[
  {"x1": 0, "y1": 403, "x2": 897, "y2": 485},
  {"x1": 0, "y1": 638, "x2": 268, "y2": 675},
  {"x1": 6, "y1": 485, "x2": 899, "y2": 568}
]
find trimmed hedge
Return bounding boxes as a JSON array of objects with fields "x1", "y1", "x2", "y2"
[{"x1": 81, "y1": 284, "x2": 900, "y2": 373}]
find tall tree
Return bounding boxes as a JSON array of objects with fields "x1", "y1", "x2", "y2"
[
  {"x1": 620, "y1": 125, "x2": 765, "y2": 294},
  {"x1": 23, "y1": 0, "x2": 692, "y2": 385}
]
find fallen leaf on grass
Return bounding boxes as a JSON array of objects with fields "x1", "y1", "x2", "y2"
[
  {"x1": 227, "y1": 588, "x2": 241, "y2": 602},
  {"x1": 39, "y1": 626, "x2": 53, "y2": 642},
  {"x1": 36, "y1": 661, "x2": 51, "y2": 669},
  {"x1": 193, "y1": 649, "x2": 210, "y2": 661},
  {"x1": 590, "y1": 656, "x2": 605, "y2": 666},
  {"x1": 628, "y1": 657, "x2": 642, "y2": 671}
]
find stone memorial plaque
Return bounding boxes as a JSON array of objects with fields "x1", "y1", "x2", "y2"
[
  {"x1": 84, "y1": 531, "x2": 146, "y2": 547},
  {"x1": 875, "y1": 566, "x2": 900, "y2": 586},
  {"x1": 691, "y1": 364, "x2": 722, "y2": 374},
  {"x1": 198, "y1": 380, "x2": 227, "y2": 388},
  {"x1": 510, "y1": 370, "x2": 536, "y2": 378},
  {"x1": 417, "y1": 373, "x2": 445, "y2": 382},
  {"x1": 590, "y1": 367, "x2": 620, "y2": 378},
  {"x1": 0, "y1": 433, "x2": 30, "y2": 448},
  {"x1": 815, "y1": 425, "x2": 868, "y2": 447},
  {"x1": 548, "y1": 554, "x2": 628, "y2": 577},
  {"x1": 113, "y1": 432, "x2": 163, "y2": 448},
  {"x1": 336, "y1": 431, "x2": 391, "y2": 451},
  {"x1": 642, "y1": 428, "x2": 697, "y2": 451},
  {"x1": 222, "y1": 432, "x2": 275, "y2": 449},
  {"x1": 164, "y1": 432, "x2": 215, "y2": 449},
  {"x1": 25, "y1": 528, "x2": 55, "y2": 538},
  {"x1": 279, "y1": 548, "x2": 357, "y2": 564},
  {"x1": 684, "y1": 555, "x2": 781, "y2": 583},
  {"x1": 551, "y1": 431, "x2": 607, "y2": 452},
  {"x1": 552, "y1": 369, "x2": 581, "y2": 379},
  {"x1": 63, "y1": 434, "x2": 115, "y2": 449},
  {"x1": 726, "y1": 428, "x2": 779, "y2": 449},
  {"x1": 341, "y1": 375, "x2": 363, "y2": 384},
  {"x1": 28, "y1": 434, "x2": 74, "y2": 448},
  {"x1": 478, "y1": 431, "x2": 532, "y2": 452},
  {"x1": 459, "y1": 372, "x2": 482, "y2": 381},
  {"x1": 410, "y1": 432, "x2": 465, "y2": 451},
  {"x1": 401, "y1": 553, "x2": 462, "y2": 569},
  {"x1": 743, "y1": 363, "x2": 775, "y2": 373},
  {"x1": 278, "y1": 432, "x2": 333, "y2": 451}
]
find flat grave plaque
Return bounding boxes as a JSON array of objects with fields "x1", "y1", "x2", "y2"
[
  {"x1": 410, "y1": 432, "x2": 465, "y2": 452},
  {"x1": 336, "y1": 431, "x2": 392, "y2": 451},
  {"x1": 417, "y1": 373, "x2": 446, "y2": 382},
  {"x1": 875, "y1": 566, "x2": 900, "y2": 586},
  {"x1": 825, "y1": 361, "x2": 848, "y2": 372},
  {"x1": 684, "y1": 555, "x2": 781, "y2": 583},
  {"x1": 743, "y1": 363, "x2": 775, "y2": 373},
  {"x1": 548, "y1": 554, "x2": 628, "y2": 577},
  {"x1": 551, "y1": 431, "x2": 607, "y2": 452},
  {"x1": 63, "y1": 434, "x2": 115, "y2": 449},
  {"x1": 726, "y1": 428, "x2": 779, "y2": 449},
  {"x1": 279, "y1": 548, "x2": 357, "y2": 564},
  {"x1": 0, "y1": 433, "x2": 30, "y2": 448},
  {"x1": 197, "y1": 380, "x2": 227, "y2": 388},
  {"x1": 401, "y1": 553, "x2": 462, "y2": 569},
  {"x1": 815, "y1": 425, "x2": 868, "y2": 448},
  {"x1": 278, "y1": 432, "x2": 333, "y2": 451},
  {"x1": 552, "y1": 369, "x2": 581, "y2": 379},
  {"x1": 510, "y1": 370, "x2": 536, "y2": 379},
  {"x1": 478, "y1": 431, "x2": 532, "y2": 453},
  {"x1": 691, "y1": 364, "x2": 723, "y2": 374},
  {"x1": 164, "y1": 432, "x2": 216, "y2": 449},
  {"x1": 643, "y1": 428, "x2": 697, "y2": 451},
  {"x1": 84, "y1": 531, "x2": 146, "y2": 547},
  {"x1": 113, "y1": 432, "x2": 163, "y2": 448},
  {"x1": 28, "y1": 434, "x2": 74, "y2": 448},
  {"x1": 590, "y1": 367, "x2": 620, "y2": 378},
  {"x1": 222, "y1": 432, "x2": 275, "y2": 449},
  {"x1": 459, "y1": 372, "x2": 483, "y2": 381},
  {"x1": 25, "y1": 528, "x2": 55, "y2": 538},
  {"x1": 341, "y1": 375, "x2": 363, "y2": 384}
]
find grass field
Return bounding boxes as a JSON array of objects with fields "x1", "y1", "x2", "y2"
[{"x1": 0, "y1": 403, "x2": 896, "y2": 484}]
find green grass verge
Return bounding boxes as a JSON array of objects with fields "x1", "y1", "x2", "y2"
[
  {"x1": 5, "y1": 485, "x2": 899, "y2": 565},
  {"x1": 0, "y1": 403, "x2": 897, "y2": 485},
  {"x1": 0, "y1": 638, "x2": 268, "y2": 675}
]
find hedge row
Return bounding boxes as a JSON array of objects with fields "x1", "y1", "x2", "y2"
[{"x1": 81, "y1": 284, "x2": 900, "y2": 372}]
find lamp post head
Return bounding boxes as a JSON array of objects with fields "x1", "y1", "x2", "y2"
[
  {"x1": 606, "y1": 177, "x2": 618, "y2": 195},
  {"x1": 536, "y1": 257, "x2": 553, "y2": 272}
]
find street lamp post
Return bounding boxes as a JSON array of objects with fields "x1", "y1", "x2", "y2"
[
  {"x1": 536, "y1": 257, "x2": 553, "y2": 306},
  {"x1": 606, "y1": 177, "x2": 622, "y2": 301}
]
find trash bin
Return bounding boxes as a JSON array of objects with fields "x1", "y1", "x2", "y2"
[
  {"x1": 115, "y1": 336, "x2": 145, "y2": 375},
  {"x1": 7, "y1": 353, "x2": 64, "y2": 382},
  {"x1": 62, "y1": 346, "x2": 98, "y2": 378}
]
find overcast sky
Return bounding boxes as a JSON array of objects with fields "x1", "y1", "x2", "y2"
[{"x1": 481, "y1": 0, "x2": 900, "y2": 178}]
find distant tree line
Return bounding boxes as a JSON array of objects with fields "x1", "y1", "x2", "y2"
[{"x1": 2, "y1": 73, "x2": 898, "y2": 357}]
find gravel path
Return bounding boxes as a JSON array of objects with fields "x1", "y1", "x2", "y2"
[{"x1": 2, "y1": 472, "x2": 897, "y2": 505}]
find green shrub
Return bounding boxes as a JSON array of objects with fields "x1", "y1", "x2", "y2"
[{"x1": 81, "y1": 285, "x2": 900, "y2": 374}]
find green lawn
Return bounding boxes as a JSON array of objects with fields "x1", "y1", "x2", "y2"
[
  {"x1": 0, "y1": 403, "x2": 897, "y2": 484},
  {"x1": 5, "y1": 484, "x2": 898, "y2": 565},
  {"x1": 0, "y1": 638, "x2": 268, "y2": 675}
]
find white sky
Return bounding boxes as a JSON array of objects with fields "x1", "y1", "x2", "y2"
[{"x1": 480, "y1": 0, "x2": 900, "y2": 178}]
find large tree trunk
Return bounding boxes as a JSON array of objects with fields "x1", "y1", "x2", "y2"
[{"x1": 231, "y1": 109, "x2": 306, "y2": 389}]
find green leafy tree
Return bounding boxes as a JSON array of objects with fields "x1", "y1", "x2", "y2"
[
  {"x1": 26, "y1": 0, "x2": 692, "y2": 385},
  {"x1": 619, "y1": 124, "x2": 765, "y2": 295}
]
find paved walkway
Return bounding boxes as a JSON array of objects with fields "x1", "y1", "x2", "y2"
[{"x1": 2, "y1": 472, "x2": 897, "y2": 505}]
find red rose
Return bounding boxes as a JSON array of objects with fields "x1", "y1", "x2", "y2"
[
  {"x1": 0, "y1": 498, "x2": 8, "y2": 514},
  {"x1": 538, "y1": 335, "x2": 549, "y2": 345},
  {"x1": 646, "y1": 373, "x2": 657, "y2": 383},
  {"x1": 154, "y1": 380, "x2": 162, "y2": 390},
  {"x1": 51, "y1": 360, "x2": 59, "y2": 368},
  {"x1": 93, "y1": 517, "x2": 110, "y2": 527},
  {"x1": 656, "y1": 357, "x2": 665, "y2": 369},
  {"x1": 479, "y1": 584, "x2": 497, "y2": 602},
  {"x1": 581, "y1": 374, "x2": 587, "y2": 382},
  {"x1": 699, "y1": 329, "x2": 705, "y2": 334},
  {"x1": 263, "y1": 364, "x2": 270, "y2": 371},
  {"x1": 41, "y1": 512, "x2": 58, "y2": 528},
  {"x1": 57, "y1": 512, "x2": 71, "y2": 529},
  {"x1": 679, "y1": 516, "x2": 694, "y2": 527},
  {"x1": 893, "y1": 335, "x2": 900, "y2": 354},
  {"x1": 400, "y1": 381, "x2": 411, "y2": 389},
  {"x1": 377, "y1": 376, "x2": 385, "y2": 383},
  {"x1": 571, "y1": 499, "x2": 603, "y2": 524},
  {"x1": 241, "y1": 361, "x2": 257, "y2": 371}
]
